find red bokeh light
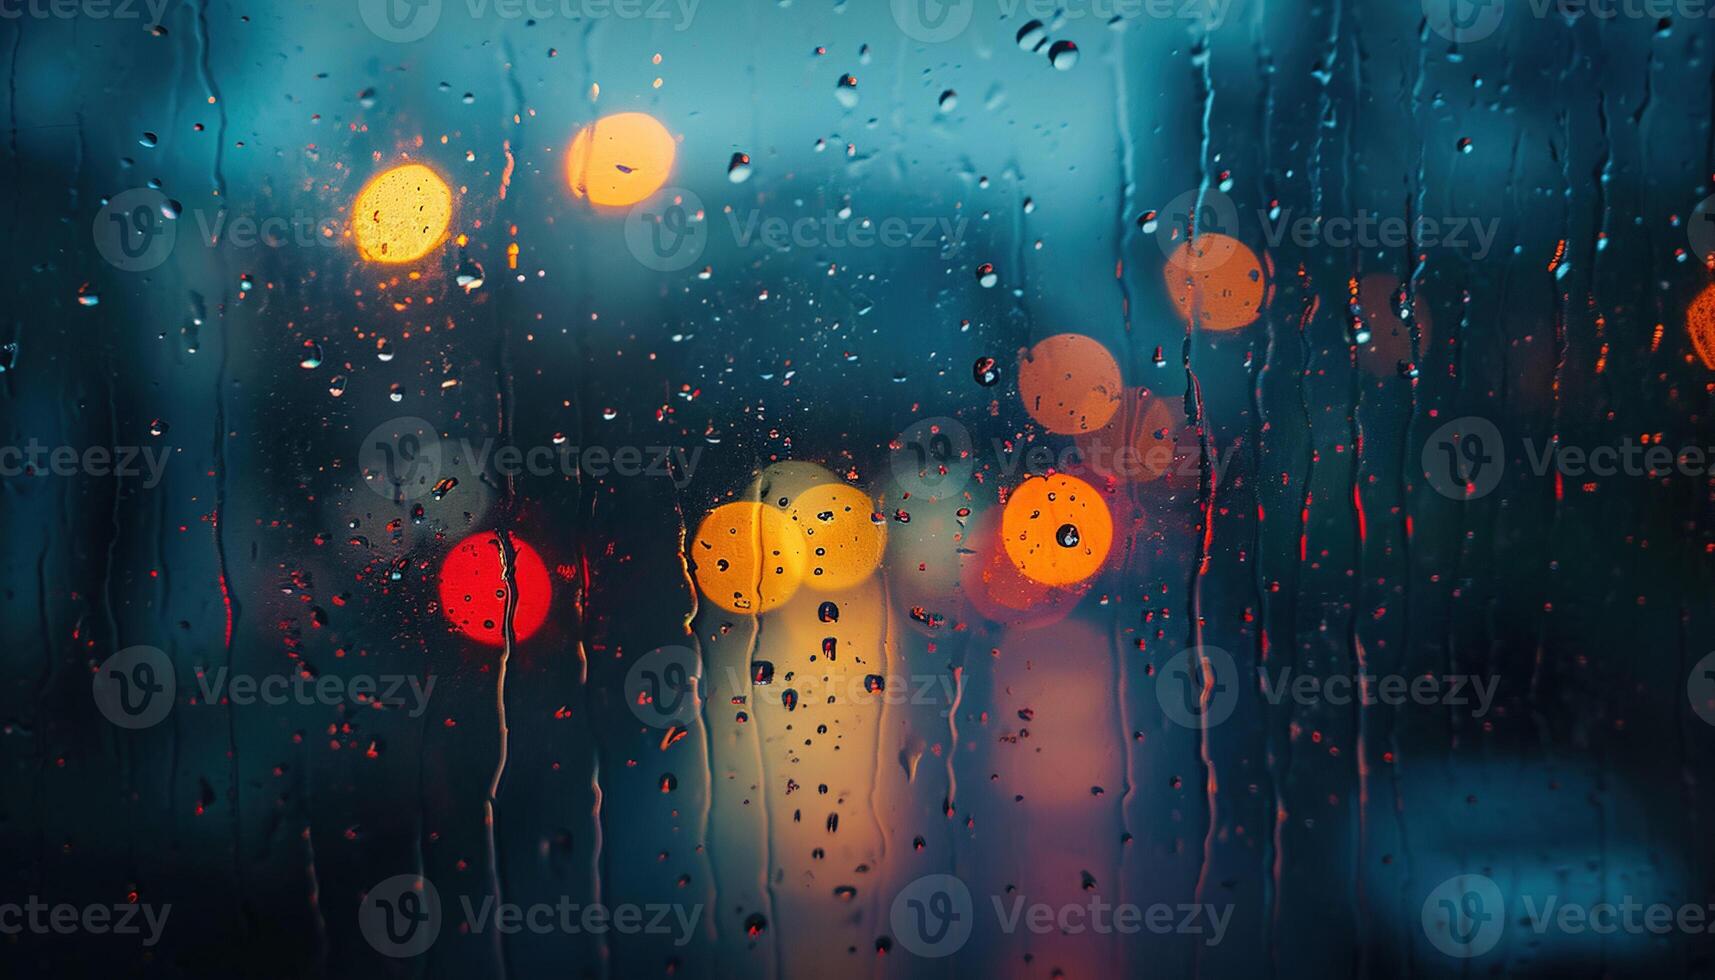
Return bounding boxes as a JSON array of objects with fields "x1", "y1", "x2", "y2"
[{"x1": 438, "y1": 531, "x2": 552, "y2": 646}]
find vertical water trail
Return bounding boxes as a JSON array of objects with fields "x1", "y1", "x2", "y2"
[
  {"x1": 192, "y1": 0, "x2": 226, "y2": 200},
  {"x1": 1588, "y1": 53, "x2": 1618, "y2": 980},
  {"x1": 1533, "y1": 73, "x2": 1576, "y2": 738},
  {"x1": 487, "y1": 531, "x2": 519, "y2": 980},
  {"x1": 867, "y1": 567, "x2": 896, "y2": 980},
  {"x1": 942, "y1": 626, "x2": 963, "y2": 826},
  {"x1": 192, "y1": 1, "x2": 242, "y2": 933},
  {"x1": 1186, "y1": 28, "x2": 1220, "y2": 978},
  {"x1": 1663, "y1": 45, "x2": 1703, "y2": 945},
  {"x1": 488, "y1": 25, "x2": 527, "y2": 939},
  {"x1": 413, "y1": 687, "x2": 430, "y2": 961},
  {"x1": 299, "y1": 763, "x2": 329, "y2": 972},
  {"x1": 483, "y1": 39, "x2": 525, "y2": 970},
  {"x1": 1248, "y1": 1, "x2": 1282, "y2": 972},
  {"x1": 211, "y1": 306, "x2": 245, "y2": 927},
  {"x1": 181, "y1": 0, "x2": 245, "y2": 925},
  {"x1": 741, "y1": 481, "x2": 782, "y2": 979},
  {"x1": 1535, "y1": 49, "x2": 1581, "y2": 916},
  {"x1": 674, "y1": 491, "x2": 720, "y2": 943},
  {"x1": 1281, "y1": 0, "x2": 1341, "y2": 963},
  {"x1": 564, "y1": 50, "x2": 605, "y2": 964},
  {"x1": 578, "y1": 301, "x2": 611, "y2": 970},
  {"x1": 97, "y1": 338, "x2": 147, "y2": 923},
  {"x1": 1335, "y1": 18, "x2": 1368, "y2": 968},
  {"x1": 1280, "y1": 279, "x2": 1321, "y2": 957},
  {"x1": 590, "y1": 754, "x2": 607, "y2": 980},
  {"x1": 1106, "y1": 29, "x2": 1139, "y2": 958},
  {"x1": 1344, "y1": 379, "x2": 1370, "y2": 975},
  {"x1": 1388, "y1": 22, "x2": 1435, "y2": 963}
]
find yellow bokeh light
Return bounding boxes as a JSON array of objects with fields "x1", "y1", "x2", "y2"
[
  {"x1": 1000, "y1": 473, "x2": 1113, "y2": 587},
  {"x1": 1016, "y1": 333, "x2": 1123, "y2": 435},
  {"x1": 351, "y1": 163, "x2": 453, "y2": 264},
  {"x1": 565, "y1": 112, "x2": 677, "y2": 208},
  {"x1": 787, "y1": 483, "x2": 887, "y2": 591},
  {"x1": 690, "y1": 501, "x2": 807, "y2": 614}
]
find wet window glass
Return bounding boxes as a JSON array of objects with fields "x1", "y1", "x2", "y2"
[{"x1": 5, "y1": 0, "x2": 1715, "y2": 976}]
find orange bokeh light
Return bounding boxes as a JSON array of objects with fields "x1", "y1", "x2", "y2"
[
  {"x1": 960, "y1": 509, "x2": 1086, "y2": 630},
  {"x1": 1016, "y1": 333, "x2": 1123, "y2": 435},
  {"x1": 438, "y1": 531, "x2": 552, "y2": 646},
  {"x1": 1164, "y1": 232, "x2": 1265, "y2": 331},
  {"x1": 565, "y1": 112, "x2": 677, "y2": 208},
  {"x1": 1689, "y1": 283, "x2": 1715, "y2": 370},
  {"x1": 1000, "y1": 473, "x2": 1113, "y2": 587}
]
